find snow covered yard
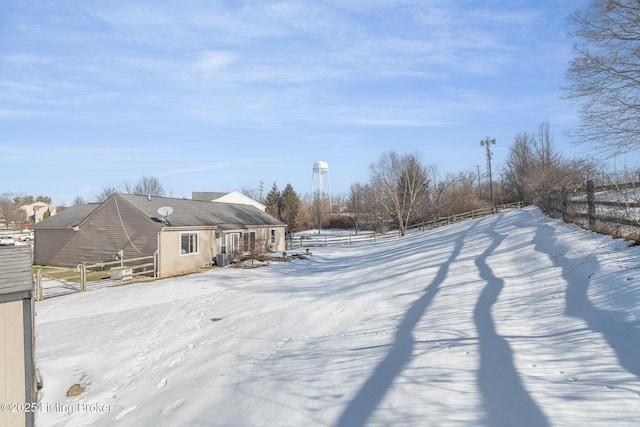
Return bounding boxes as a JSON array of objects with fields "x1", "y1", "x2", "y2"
[{"x1": 35, "y1": 207, "x2": 640, "y2": 426}]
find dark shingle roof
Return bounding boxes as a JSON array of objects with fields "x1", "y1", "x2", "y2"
[
  {"x1": 35, "y1": 194, "x2": 284, "y2": 230},
  {"x1": 191, "y1": 192, "x2": 228, "y2": 201},
  {"x1": 32, "y1": 204, "x2": 100, "y2": 229}
]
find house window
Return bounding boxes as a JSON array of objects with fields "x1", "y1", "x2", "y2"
[
  {"x1": 230, "y1": 233, "x2": 240, "y2": 253},
  {"x1": 220, "y1": 234, "x2": 226, "y2": 254},
  {"x1": 221, "y1": 233, "x2": 240, "y2": 254},
  {"x1": 270, "y1": 229, "x2": 276, "y2": 245},
  {"x1": 243, "y1": 232, "x2": 256, "y2": 252},
  {"x1": 181, "y1": 232, "x2": 198, "y2": 254}
]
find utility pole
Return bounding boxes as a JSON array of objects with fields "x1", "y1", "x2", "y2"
[{"x1": 480, "y1": 137, "x2": 496, "y2": 211}]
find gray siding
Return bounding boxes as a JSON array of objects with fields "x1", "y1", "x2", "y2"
[
  {"x1": 0, "y1": 246, "x2": 33, "y2": 297},
  {"x1": 34, "y1": 197, "x2": 160, "y2": 267}
]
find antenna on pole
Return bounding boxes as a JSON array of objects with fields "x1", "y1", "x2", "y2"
[{"x1": 480, "y1": 137, "x2": 496, "y2": 211}]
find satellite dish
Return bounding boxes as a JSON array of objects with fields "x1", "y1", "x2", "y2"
[{"x1": 157, "y1": 206, "x2": 174, "y2": 217}]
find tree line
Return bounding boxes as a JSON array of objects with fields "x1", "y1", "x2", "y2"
[{"x1": 2, "y1": 119, "x2": 634, "y2": 234}]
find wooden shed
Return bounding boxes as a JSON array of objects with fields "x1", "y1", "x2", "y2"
[{"x1": 0, "y1": 246, "x2": 36, "y2": 427}]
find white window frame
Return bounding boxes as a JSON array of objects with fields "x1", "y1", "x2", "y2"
[
  {"x1": 180, "y1": 232, "x2": 199, "y2": 255},
  {"x1": 221, "y1": 232, "x2": 240, "y2": 254},
  {"x1": 270, "y1": 229, "x2": 276, "y2": 245},
  {"x1": 220, "y1": 233, "x2": 227, "y2": 254},
  {"x1": 230, "y1": 233, "x2": 240, "y2": 253}
]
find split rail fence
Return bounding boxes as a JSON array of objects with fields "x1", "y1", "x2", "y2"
[
  {"x1": 34, "y1": 254, "x2": 157, "y2": 300},
  {"x1": 289, "y1": 201, "x2": 523, "y2": 249},
  {"x1": 543, "y1": 180, "x2": 640, "y2": 237}
]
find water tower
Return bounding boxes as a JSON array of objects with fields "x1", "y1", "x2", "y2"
[{"x1": 311, "y1": 160, "x2": 331, "y2": 211}]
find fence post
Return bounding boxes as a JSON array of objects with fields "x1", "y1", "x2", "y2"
[
  {"x1": 80, "y1": 264, "x2": 87, "y2": 292},
  {"x1": 586, "y1": 180, "x2": 596, "y2": 230},
  {"x1": 153, "y1": 251, "x2": 158, "y2": 278},
  {"x1": 36, "y1": 269, "x2": 42, "y2": 301},
  {"x1": 561, "y1": 190, "x2": 568, "y2": 223}
]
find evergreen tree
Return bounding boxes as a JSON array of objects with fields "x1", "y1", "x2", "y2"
[
  {"x1": 265, "y1": 182, "x2": 281, "y2": 219},
  {"x1": 280, "y1": 184, "x2": 301, "y2": 231}
]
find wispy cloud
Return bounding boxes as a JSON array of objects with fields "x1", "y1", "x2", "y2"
[{"x1": 1, "y1": 0, "x2": 587, "y2": 202}]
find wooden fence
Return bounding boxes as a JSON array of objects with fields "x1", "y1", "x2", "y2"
[
  {"x1": 288, "y1": 202, "x2": 523, "y2": 249},
  {"x1": 545, "y1": 180, "x2": 640, "y2": 237},
  {"x1": 35, "y1": 253, "x2": 157, "y2": 300}
]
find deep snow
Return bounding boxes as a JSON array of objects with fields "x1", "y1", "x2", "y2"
[{"x1": 34, "y1": 207, "x2": 640, "y2": 426}]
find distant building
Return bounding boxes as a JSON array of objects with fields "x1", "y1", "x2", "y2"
[
  {"x1": 192, "y1": 191, "x2": 266, "y2": 212},
  {"x1": 19, "y1": 202, "x2": 57, "y2": 224}
]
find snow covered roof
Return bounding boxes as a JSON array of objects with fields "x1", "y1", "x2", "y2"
[{"x1": 192, "y1": 191, "x2": 266, "y2": 212}]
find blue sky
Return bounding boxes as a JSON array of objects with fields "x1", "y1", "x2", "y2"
[{"x1": 2, "y1": 0, "x2": 627, "y2": 205}]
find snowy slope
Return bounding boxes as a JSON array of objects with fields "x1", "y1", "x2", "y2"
[{"x1": 35, "y1": 207, "x2": 640, "y2": 426}]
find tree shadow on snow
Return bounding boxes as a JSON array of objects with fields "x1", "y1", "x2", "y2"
[
  {"x1": 533, "y1": 221, "x2": 640, "y2": 381},
  {"x1": 474, "y1": 221, "x2": 549, "y2": 427},
  {"x1": 334, "y1": 232, "x2": 466, "y2": 427}
]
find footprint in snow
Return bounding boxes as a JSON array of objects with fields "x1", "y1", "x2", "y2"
[
  {"x1": 157, "y1": 378, "x2": 168, "y2": 388},
  {"x1": 169, "y1": 354, "x2": 184, "y2": 368},
  {"x1": 115, "y1": 405, "x2": 138, "y2": 420},
  {"x1": 161, "y1": 398, "x2": 186, "y2": 414}
]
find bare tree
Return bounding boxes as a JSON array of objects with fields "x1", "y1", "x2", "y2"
[
  {"x1": 310, "y1": 197, "x2": 327, "y2": 232},
  {"x1": 241, "y1": 186, "x2": 261, "y2": 202},
  {"x1": 347, "y1": 183, "x2": 365, "y2": 233},
  {"x1": 0, "y1": 192, "x2": 21, "y2": 229},
  {"x1": 439, "y1": 172, "x2": 486, "y2": 217},
  {"x1": 133, "y1": 176, "x2": 165, "y2": 197},
  {"x1": 502, "y1": 132, "x2": 535, "y2": 202},
  {"x1": 566, "y1": 1, "x2": 640, "y2": 154},
  {"x1": 95, "y1": 186, "x2": 119, "y2": 203},
  {"x1": 369, "y1": 151, "x2": 428, "y2": 236},
  {"x1": 426, "y1": 166, "x2": 454, "y2": 220}
]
